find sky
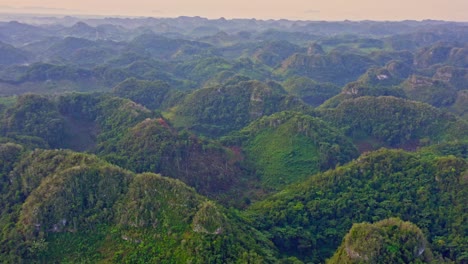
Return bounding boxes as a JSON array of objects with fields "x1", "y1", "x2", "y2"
[{"x1": 0, "y1": 0, "x2": 467, "y2": 21}]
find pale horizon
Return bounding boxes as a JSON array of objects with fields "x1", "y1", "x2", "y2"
[{"x1": 0, "y1": 0, "x2": 467, "y2": 22}]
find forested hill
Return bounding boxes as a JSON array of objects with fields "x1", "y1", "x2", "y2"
[
  {"x1": 247, "y1": 148, "x2": 468, "y2": 263},
  {"x1": 0, "y1": 16, "x2": 467, "y2": 263}
]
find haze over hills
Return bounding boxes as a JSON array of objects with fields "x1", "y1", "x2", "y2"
[
  {"x1": 1, "y1": 0, "x2": 468, "y2": 21},
  {"x1": 0, "y1": 13, "x2": 467, "y2": 263}
]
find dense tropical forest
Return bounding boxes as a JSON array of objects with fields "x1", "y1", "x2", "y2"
[{"x1": 0, "y1": 15, "x2": 467, "y2": 263}]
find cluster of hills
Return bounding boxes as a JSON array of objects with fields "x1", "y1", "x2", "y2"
[{"x1": 0, "y1": 15, "x2": 467, "y2": 263}]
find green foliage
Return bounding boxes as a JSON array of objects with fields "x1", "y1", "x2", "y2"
[
  {"x1": 328, "y1": 218, "x2": 434, "y2": 264},
  {"x1": 450, "y1": 90, "x2": 468, "y2": 119},
  {"x1": 277, "y1": 51, "x2": 375, "y2": 86},
  {"x1": 117, "y1": 172, "x2": 201, "y2": 230},
  {"x1": 319, "y1": 80, "x2": 406, "y2": 109},
  {"x1": 18, "y1": 63, "x2": 93, "y2": 83},
  {"x1": 283, "y1": 76, "x2": 341, "y2": 107},
  {"x1": 113, "y1": 174, "x2": 277, "y2": 263},
  {"x1": 0, "y1": 148, "x2": 278, "y2": 263},
  {"x1": 93, "y1": 96, "x2": 154, "y2": 143},
  {"x1": 3, "y1": 94, "x2": 67, "y2": 148},
  {"x1": 402, "y1": 75, "x2": 458, "y2": 107},
  {"x1": 129, "y1": 33, "x2": 211, "y2": 60},
  {"x1": 414, "y1": 43, "x2": 467, "y2": 68},
  {"x1": 1, "y1": 93, "x2": 156, "y2": 151},
  {"x1": 19, "y1": 165, "x2": 133, "y2": 239},
  {"x1": 251, "y1": 40, "x2": 302, "y2": 68},
  {"x1": 1, "y1": 18, "x2": 468, "y2": 264},
  {"x1": 228, "y1": 111, "x2": 358, "y2": 189},
  {"x1": 370, "y1": 50, "x2": 414, "y2": 66},
  {"x1": 0, "y1": 149, "x2": 108, "y2": 262},
  {"x1": 112, "y1": 78, "x2": 185, "y2": 110},
  {"x1": 169, "y1": 80, "x2": 310, "y2": 137},
  {"x1": 9, "y1": 150, "x2": 107, "y2": 202},
  {"x1": 0, "y1": 135, "x2": 49, "y2": 150},
  {"x1": 193, "y1": 201, "x2": 228, "y2": 234},
  {"x1": 320, "y1": 96, "x2": 468, "y2": 149},
  {"x1": 247, "y1": 148, "x2": 468, "y2": 263},
  {"x1": 433, "y1": 66, "x2": 468, "y2": 91},
  {"x1": 0, "y1": 96, "x2": 17, "y2": 114},
  {"x1": 419, "y1": 140, "x2": 468, "y2": 159},
  {"x1": 357, "y1": 66, "x2": 406, "y2": 87},
  {"x1": 58, "y1": 93, "x2": 156, "y2": 150},
  {"x1": 0, "y1": 143, "x2": 24, "y2": 194},
  {"x1": 99, "y1": 118, "x2": 246, "y2": 201},
  {"x1": 176, "y1": 56, "x2": 233, "y2": 83}
]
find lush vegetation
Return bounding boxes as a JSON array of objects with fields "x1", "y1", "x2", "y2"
[
  {"x1": 167, "y1": 80, "x2": 310, "y2": 137},
  {"x1": 320, "y1": 96, "x2": 468, "y2": 151},
  {"x1": 0, "y1": 148, "x2": 277, "y2": 263},
  {"x1": 247, "y1": 148, "x2": 468, "y2": 263},
  {"x1": 223, "y1": 111, "x2": 358, "y2": 189},
  {"x1": 328, "y1": 218, "x2": 434, "y2": 263},
  {"x1": 98, "y1": 117, "x2": 252, "y2": 203},
  {"x1": 0, "y1": 16, "x2": 467, "y2": 263}
]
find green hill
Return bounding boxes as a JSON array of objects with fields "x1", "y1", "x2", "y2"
[
  {"x1": 98, "y1": 118, "x2": 251, "y2": 203},
  {"x1": 128, "y1": 33, "x2": 211, "y2": 60},
  {"x1": 174, "y1": 57, "x2": 272, "y2": 87},
  {"x1": 224, "y1": 111, "x2": 358, "y2": 189},
  {"x1": 0, "y1": 18, "x2": 467, "y2": 264},
  {"x1": 167, "y1": 80, "x2": 310, "y2": 137},
  {"x1": 282, "y1": 76, "x2": 341, "y2": 107},
  {"x1": 251, "y1": 41, "x2": 303, "y2": 68},
  {"x1": 328, "y1": 218, "x2": 434, "y2": 264},
  {"x1": 414, "y1": 43, "x2": 468, "y2": 68},
  {"x1": 277, "y1": 51, "x2": 375, "y2": 86},
  {"x1": 0, "y1": 41, "x2": 30, "y2": 65},
  {"x1": 1, "y1": 93, "x2": 156, "y2": 151},
  {"x1": 432, "y1": 66, "x2": 468, "y2": 91},
  {"x1": 320, "y1": 96, "x2": 468, "y2": 151},
  {"x1": 112, "y1": 78, "x2": 185, "y2": 110},
  {"x1": 318, "y1": 61, "x2": 411, "y2": 109},
  {"x1": 401, "y1": 75, "x2": 458, "y2": 107},
  {"x1": 247, "y1": 148, "x2": 468, "y2": 263},
  {"x1": 0, "y1": 147, "x2": 277, "y2": 263},
  {"x1": 2, "y1": 94, "x2": 67, "y2": 148}
]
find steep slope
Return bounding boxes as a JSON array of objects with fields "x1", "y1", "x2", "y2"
[
  {"x1": 401, "y1": 75, "x2": 458, "y2": 107},
  {"x1": 451, "y1": 90, "x2": 468, "y2": 119},
  {"x1": 1, "y1": 93, "x2": 156, "y2": 151},
  {"x1": 278, "y1": 51, "x2": 375, "y2": 86},
  {"x1": 251, "y1": 40, "x2": 303, "y2": 67},
  {"x1": 224, "y1": 111, "x2": 358, "y2": 189},
  {"x1": 98, "y1": 118, "x2": 250, "y2": 202},
  {"x1": 247, "y1": 148, "x2": 468, "y2": 263},
  {"x1": 414, "y1": 43, "x2": 468, "y2": 68},
  {"x1": 318, "y1": 61, "x2": 411, "y2": 108},
  {"x1": 0, "y1": 149, "x2": 278, "y2": 263},
  {"x1": 432, "y1": 66, "x2": 468, "y2": 91},
  {"x1": 282, "y1": 76, "x2": 341, "y2": 107},
  {"x1": 0, "y1": 41, "x2": 31, "y2": 66},
  {"x1": 320, "y1": 96, "x2": 468, "y2": 151},
  {"x1": 128, "y1": 33, "x2": 211, "y2": 60},
  {"x1": 167, "y1": 80, "x2": 310, "y2": 137},
  {"x1": 328, "y1": 218, "x2": 434, "y2": 264},
  {"x1": 43, "y1": 37, "x2": 124, "y2": 66},
  {"x1": 112, "y1": 78, "x2": 185, "y2": 110},
  {"x1": 2, "y1": 94, "x2": 67, "y2": 148},
  {"x1": 174, "y1": 57, "x2": 272, "y2": 87}
]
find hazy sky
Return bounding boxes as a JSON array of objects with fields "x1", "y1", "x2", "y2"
[{"x1": 1, "y1": 0, "x2": 467, "y2": 21}]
